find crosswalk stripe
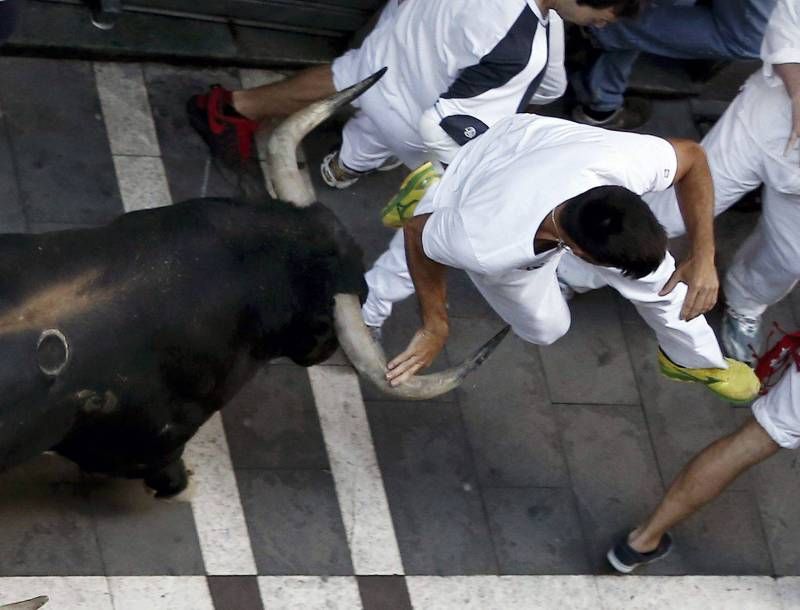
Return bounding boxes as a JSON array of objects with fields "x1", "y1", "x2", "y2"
[{"x1": 96, "y1": 61, "x2": 256, "y2": 577}]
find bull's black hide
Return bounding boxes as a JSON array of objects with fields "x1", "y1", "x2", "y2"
[{"x1": 0, "y1": 197, "x2": 366, "y2": 495}]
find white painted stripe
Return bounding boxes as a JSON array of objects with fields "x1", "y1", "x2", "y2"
[
  {"x1": 308, "y1": 366, "x2": 404, "y2": 575},
  {"x1": 96, "y1": 62, "x2": 171, "y2": 214},
  {"x1": 258, "y1": 576, "x2": 363, "y2": 610},
  {"x1": 98, "y1": 66, "x2": 255, "y2": 577},
  {"x1": 406, "y1": 576, "x2": 602, "y2": 610},
  {"x1": 112, "y1": 156, "x2": 171, "y2": 212},
  {"x1": 2, "y1": 576, "x2": 796, "y2": 610},
  {"x1": 94, "y1": 63, "x2": 161, "y2": 157},
  {"x1": 298, "y1": 102, "x2": 402, "y2": 576},
  {"x1": 405, "y1": 576, "x2": 800, "y2": 610},
  {"x1": 107, "y1": 577, "x2": 214, "y2": 610},
  {"x1": 183, "y1": 413, "x2": 258, "y2": 575},
  {"x1": 596, "y1": 575, "x2": 783, "y2": 610},
  {"x1": 0, "y1": 577, "x2": 112, "y2": 610},
  {"x1": 778, "y1": 577, "x2": 800, "y2": 608}
]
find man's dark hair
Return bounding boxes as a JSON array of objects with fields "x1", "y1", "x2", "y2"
[
  {"x1": 559, "y1": 185, "x2": 667, "y2": 278},
  {"x1": 577, "y1": 0, "x2": 643, "y2": 18}
]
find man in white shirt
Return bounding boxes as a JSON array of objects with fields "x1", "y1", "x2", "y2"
[
  {"x1": 186, "y1": 0, "x2": 641, "y2": 187},
  {"x1": 599, "y1": 0, "x2": 800, "y2": 364},
  {"x1": 364, "y1": 114, "x2": 759, "y2": 402}
]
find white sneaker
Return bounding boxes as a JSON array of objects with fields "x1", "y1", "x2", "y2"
[
  {"x1": 721, "y1": 307, "x2": 762, "y2": 364},
  {"x1": 320, "y1": 151, "x2": 362, "y2": 189}
]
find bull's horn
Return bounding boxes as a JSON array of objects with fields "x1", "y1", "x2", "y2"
[
  {"x1": 334, "y1": 293, "x2": 509, "y2": 400},
  {"x1": 0, "y1": 597, "x2": 49, "y2": 610},
  {"x1": 267, "y1": 68, "x2": 387, "y2": 207}
]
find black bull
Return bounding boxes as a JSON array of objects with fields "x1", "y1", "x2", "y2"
[
  {"x1": 0, "y1": 198, "x2": 364, "y2": 495},
  {"x1": 0, "y1": 70, "x2": 506, "y2": 498}
]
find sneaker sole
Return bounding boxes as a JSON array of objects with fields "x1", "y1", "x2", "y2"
[
  {"x1": 659, "y1": 367, "x2": 755, "y2": 405},
  {"x1": 380, "y1": 164, "x2": 438, "y2": 225},
  {"x1": 606, "y1": 542, "x2": 673, "y2": 574},
  {"x1": 606, "y1": 548, "x2": 636, "y2": 574}
]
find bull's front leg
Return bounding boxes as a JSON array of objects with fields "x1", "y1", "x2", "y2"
[{"x1": 144, "y1": 449, "x2": 189, "y2": 498}]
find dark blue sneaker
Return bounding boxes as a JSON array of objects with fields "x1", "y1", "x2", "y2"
[{"x1": 607, "y1": 532, "x2": 673, "y2": 573}]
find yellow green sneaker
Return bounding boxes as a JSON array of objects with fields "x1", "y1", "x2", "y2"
[
  {"x1": 380, "y1": 162, "x2": 440, "y2": 228},
  {"x1": 657, "y1": 348, "x2": 761, "y2": 403}
]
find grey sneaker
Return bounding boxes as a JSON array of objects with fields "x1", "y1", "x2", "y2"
[
  {"x1": 571, "y1": 98, "x2": 651, "y2": 131},
  {"x1": 320, "y1": 151, "x2": 363, "y2": 189},
  {"x1": 607, "y1": 532, "x2": 673, "y2": 574},
  {"x1": 721, "y1": 307, "x2": 762, "y2": 365}
]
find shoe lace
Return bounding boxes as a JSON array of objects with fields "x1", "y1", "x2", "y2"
[
  {"x1": 726, "y1": 308, "x2": 760, "y2": 335},
  {"x1": 206, "y1": 86, "x2": 258, "y2": 161}
]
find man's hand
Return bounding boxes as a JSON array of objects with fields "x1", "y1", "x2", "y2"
[
  {"x1": 658, "y1": 255, "x2": 719, "y2": 320},
  {"x1": 386, "y1": 327, "x2": 448, "y2": 387}
]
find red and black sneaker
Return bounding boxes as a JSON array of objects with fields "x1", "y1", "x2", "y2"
[
  {"x1": 187, "y1": 85, "x2": 259, "y2": 163},
  {"x1": 186, "y1": 85, "x2": 265, "y2": 199}
]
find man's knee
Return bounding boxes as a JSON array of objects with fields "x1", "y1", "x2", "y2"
[{"x1": 514, "y1": 313, "x2": 570, "y2": 346}]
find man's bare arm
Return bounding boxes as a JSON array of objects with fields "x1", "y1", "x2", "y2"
[
  {"x1": 659, "y1": 138, "x2": 718, "y2": 321},
  {"x1": 774, "y1": 62, "x2": 800, "y2": 160},
  {"x1": 385, "y1": 214, "x2": 450, "y2": 386}
]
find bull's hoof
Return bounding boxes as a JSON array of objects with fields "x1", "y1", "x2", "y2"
[{"x1": 144, "y1": 459, "x2": 189, "y2": 498}]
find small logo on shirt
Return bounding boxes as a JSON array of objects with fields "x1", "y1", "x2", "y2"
[
  {"x1": 464, "y1": 126, "x2": 477, "y2": 139},
  {"x1": 664, "y1": 169, "x2": 671, "y2": 178}
]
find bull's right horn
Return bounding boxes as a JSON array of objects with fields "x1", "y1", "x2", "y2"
[
  {"x1": 0, "y1": 597, "x2": 49, "y2": 610},
  {"x1": 334, "y1": 294, "x2": 509, "y2": 400}
]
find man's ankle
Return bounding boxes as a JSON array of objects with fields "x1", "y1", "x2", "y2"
[
  {"x1": 230, "y1": 90, "x2": 259, "y2": 122},
  {"x1": 627, "y1": 528, "x2": 661, "y2": 554}
]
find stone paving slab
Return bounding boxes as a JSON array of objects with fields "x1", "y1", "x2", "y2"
[
  {"x1": 448, "y1": 317, "x2": 569, "y2": 489},
  {"x1": 367, "y1": 400, "x2": 497, "y2": 576},
  {"x1": 540, "y1": 289, "x2": 640, "y2": 406},
  {"x1": 236, "y1": 469, "x2": 353, "y2": 575},
  {"x1": 0, "y1": 58, "x2": 123, "y2": 226},
  {"x1": 483, "y1": 487, "x2": 590, "y2": 575},
  {"x1": 557, "y1": 403, "x2": 673, "y2": 575},
  {"x1": 222, "y1": 365, "x2": 330, "y2": 471},
  {"x1": 0, "y1": 112, "x2": 26, "y2": 233}
]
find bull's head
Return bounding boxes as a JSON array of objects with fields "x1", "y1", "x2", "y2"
[{"x1": 267, "y1": 69, "x2": 508, "y2": 399}]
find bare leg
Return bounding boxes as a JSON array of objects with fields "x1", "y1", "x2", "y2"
[
  {"x1": 629, "y1": 417, "x2": 779, "y2": 552},
  {"x1": 231, "y1": 64, "x2": 336, "y2": 122}
]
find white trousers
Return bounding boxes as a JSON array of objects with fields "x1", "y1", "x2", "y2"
[
  {"x1": 330, "y1": 1, "x2": 430, "y2": 173},
  {"x1": 363, "y1": 229, "x2": 726, "y2": 368},
  {"x1": 753, "y1": 364, "x2": 800, "y2": 450},
  {"x1": 642, "y1": 71, "x2": 800, "y2": 317}
]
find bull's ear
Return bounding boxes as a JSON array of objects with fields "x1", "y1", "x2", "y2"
[{"x1": 0, "y1": 597, "x2": 49, "y2": 610}]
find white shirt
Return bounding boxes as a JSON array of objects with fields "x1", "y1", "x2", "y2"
[
  {"x1": 761, "y1": 0, "x2": 800, "y2": 87},
  {"x1": 350, "y1": 0, "x2": 566, "y2": 165},
  {"x1": 417, "y1": 114, "x2": 678, "y2": 276}
]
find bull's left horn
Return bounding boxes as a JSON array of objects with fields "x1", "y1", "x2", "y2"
[
  {"x1": 267, "y1": 68, "x2": 387, "y2": 207},
  {"x1": 334, "y1": 293, "x2": 509, "y2": 400},
  {"x1": 0, "y1": 597, "x2": 49, "y2": 610}
]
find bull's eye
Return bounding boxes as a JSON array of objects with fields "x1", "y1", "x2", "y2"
[{"x1": 37, "y1": 328, "x2": 70, "y2": 377}]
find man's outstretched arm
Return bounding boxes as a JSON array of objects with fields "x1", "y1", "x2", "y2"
[
  {"x1": 659, "y1": 138, "x2": 718, "y2": 321},
  {"x1": 385, "y1": 214, "x2": 450, "y2": 386}
]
